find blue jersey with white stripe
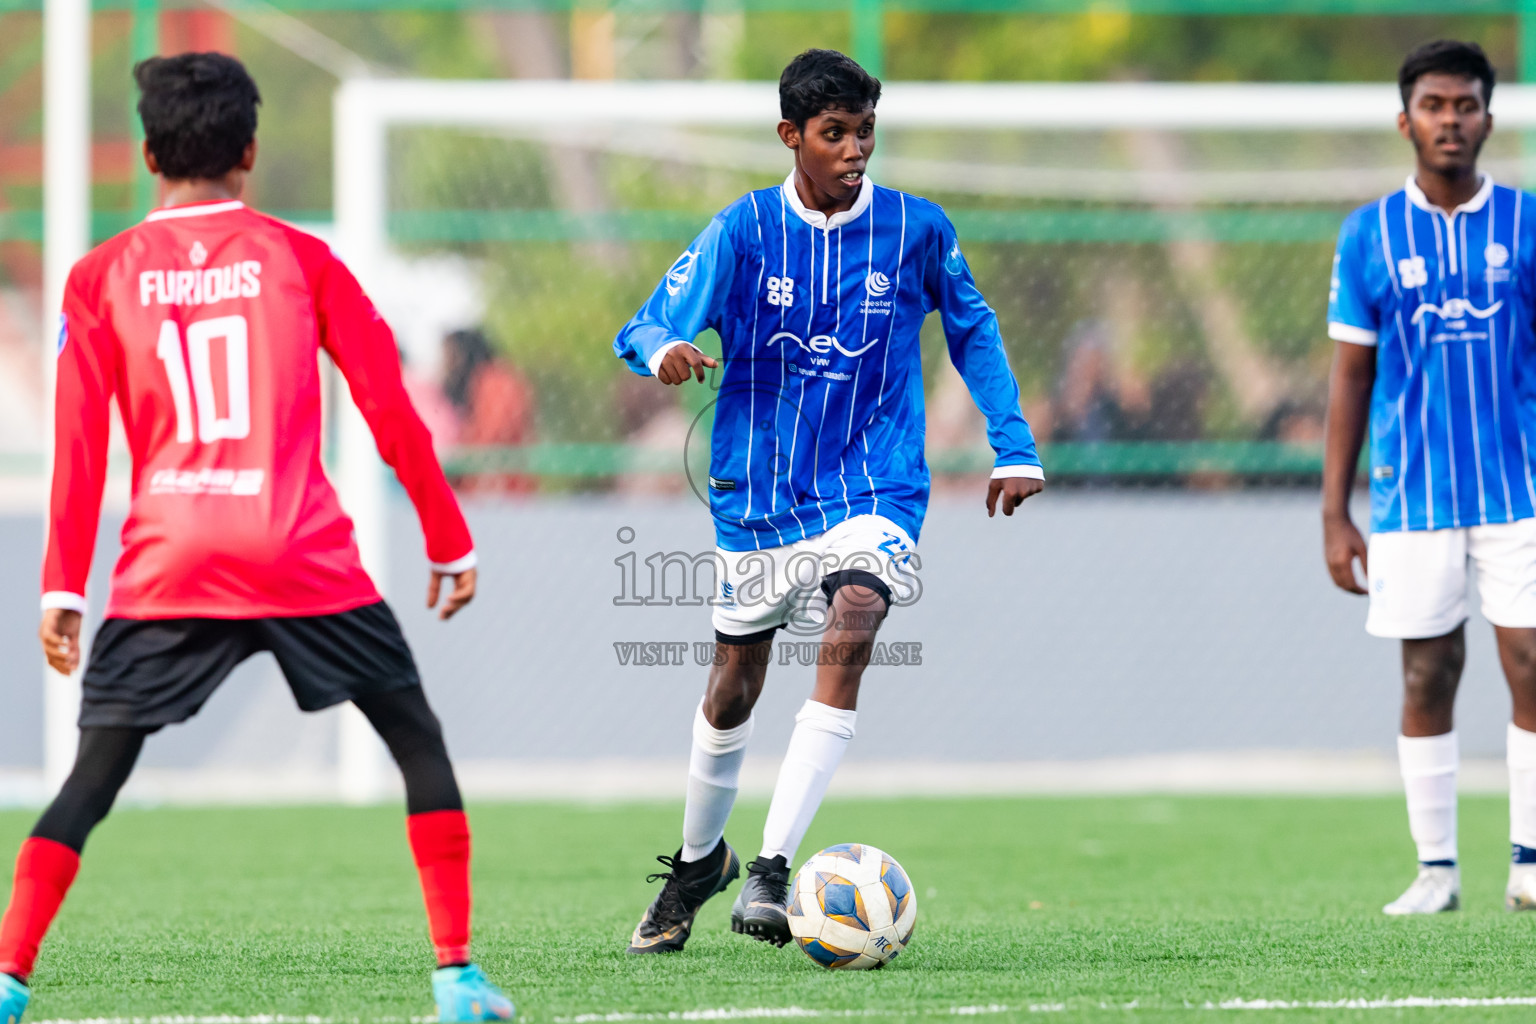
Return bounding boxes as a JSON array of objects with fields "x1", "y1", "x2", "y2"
[
  {"x1": 1328, "y1": 176, "x2": 1536, "y2": 533},
  {"x1": 615, "y1": 175, "x2": 1042, "y2": 551}
]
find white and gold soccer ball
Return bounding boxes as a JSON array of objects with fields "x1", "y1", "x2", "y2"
[{"x1": 787, "y1": 843, "x2": 917, "y2": 969}]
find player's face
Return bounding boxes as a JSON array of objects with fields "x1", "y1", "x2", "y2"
[
  {"x1": 1399, "y1": 73, "x2": 1491, "y2": 176},
  {"x1": 780, "y1": 105, "x2": 876, "y2": 210}
]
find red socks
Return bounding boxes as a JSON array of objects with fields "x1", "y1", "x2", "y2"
[
  {"x1": 0, "y1": 838, "x2": 81, "y2": 980},
  {"x1": 0, "y1": 822, "x2": 469, "y2": 980},
  {"x1": 407, "y1": 810, "x2": 472, "y2": 967}
]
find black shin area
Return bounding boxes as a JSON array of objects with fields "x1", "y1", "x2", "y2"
[
  {"x1": 32, "y1": 727, "x2": 149, "y2": 853},
  {"x1": 353, "y1": 686, "x2": 463, "y2": 815}
]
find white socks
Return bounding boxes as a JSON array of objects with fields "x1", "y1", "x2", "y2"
[
  {"x1": 1508, "y1": 724, "x2": 1536, "y2": 851},
  {"x1": 1399, "y1": 731, "x2": 1459, "y2": 864},
  {"x1": 759, "y1": 700, "x2": 857, "y2": 865},
  {"x1": 681, "y1": 701, "x2": 753, "y2": 863}
]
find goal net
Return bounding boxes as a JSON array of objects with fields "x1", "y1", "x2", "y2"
[{"x1": 18, "y1": 80, "x2": 1536, "y2": 804}]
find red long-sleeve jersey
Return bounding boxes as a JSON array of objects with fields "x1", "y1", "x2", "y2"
[{"x1": 43, "y1": 199, "x2": 475, "y2": 619}]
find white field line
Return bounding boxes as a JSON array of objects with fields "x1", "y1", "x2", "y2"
[
  {"x1": 1208, "y1": 997, "x2": 1536, "y2": 1010},
  {"x1": 12, "y1": 1019, "x2": 1045, "y2": 1024},
  {"x1": 32, "y1": 999, "x2": 1536, "y2": 1024},
  {"x1": 551, "y1": 1010, "x2": 1053, "y2": 1022},
  {"x1": 29, "y1": 1019, "x2": 427, "y2": 1024}
]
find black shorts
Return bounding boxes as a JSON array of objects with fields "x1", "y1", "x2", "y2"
[{"x1": 80, "y1": 601, "x2": 420, "y2": 730}]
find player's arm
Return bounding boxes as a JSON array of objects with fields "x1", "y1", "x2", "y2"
[
  {"x1": 613, "y1": 216, "x2": 735, "y2": 385},
  {"x1": 1321, "y1": 215, "x2": 1380, "y2": 596},
  {"x1": 40, "y1": 269, "x2": 118, "y2": 672},
  {"x1": 925, "y1": 217, "x2": 1044, "y2": 518},
  {"x1": 308, "y1": 243, "x2": 477, "y2": 620}
]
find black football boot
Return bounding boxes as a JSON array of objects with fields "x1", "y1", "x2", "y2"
[
  {"x1": 626, "y1": 839, "x2": 740, "y2": 953},
  {"x1": 730, "y1": 854, "x2": 792, "y2": 946}
]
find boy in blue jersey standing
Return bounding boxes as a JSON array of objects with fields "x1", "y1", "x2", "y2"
[
  {"x1": 1324, "y1": 40, "x2": 1536, "y2": 915},
  {"x1": 613, "y1": 49, "x2": 1043, "y2": 953}
]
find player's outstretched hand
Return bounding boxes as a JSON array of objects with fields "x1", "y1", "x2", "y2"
[
  {"x1": 429, "y1": 567, "x2": 477, "y2": 621},
  {"x1": 987, "y1": 476, "x2": 1044, "y2": 518},
  {"x1": 1323, "y1": 513, "x2": 1369, "y2": 595},
  {"x1": 39, "y1": 608, "x2": 83, "y2": 675},
  {"x1": 657, "y1": 344, "x2": 718, "y2": 385}
]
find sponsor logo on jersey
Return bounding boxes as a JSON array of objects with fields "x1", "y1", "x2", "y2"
[
  {"x1": 865, "y1": 270, "x2": 891, "y2": 296},
  {"x1": 708, "y1": 476, "x2": 736, "y2": 491},
  {"x1": 189, "y1": 241, "x2": 208, "y2": 267},
  {"x1": 148, "y1": 467, "x2": 265, "y2": 496},
  {"x1": 1412, "y1": 296, "x2": 1504, "y2": 345},
  {"x1": 767, "y1": 330, "x2": 879, "y2": 360},
  {"x1": 665, "y1": 249, "x2": 698, "y2": 296},
  {"x1": 767, "y1": 275, "x2": 795, "y2": 307},
  {"x1": 1398, "y1": 256, "x2": 1429, "y2": 289},
  {"x1": 1410, "y1": 297, "x2": 1503, "y2": 325},
  {"x1": 140, "y1": 262, "x2": 262, "y2": 307},
  {"x1": 944, "y1": 240, "x2": 965, "y2": 277},
  {"x1": 1486, "y1": 242, "x2": 1513, "y2": 283}
]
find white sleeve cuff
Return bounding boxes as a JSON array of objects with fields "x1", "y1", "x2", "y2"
[
  {"x1": 1328, "y1": 322, "x2": 1378, "y2": 346},
  {"x1": 991, "y1": 464, "x2": 1045, "y2": 481},
  {"x1": 430, "y1": 551, "x2": 477, "y2": 574},
  {"x1": 646, "y1": 340, "x2": 697, "y2": 377},
  {"x1": 41, "y1": 591, "x2": 87, "y2": 614}
]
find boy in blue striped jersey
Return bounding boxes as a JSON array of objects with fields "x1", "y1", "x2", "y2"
[
  {"x1": 613, "y1": 49, "x2": 1042, "y2": 953},
  {"x1": 1324, "y1": 39, "x2": 1536, "y2": 915}
]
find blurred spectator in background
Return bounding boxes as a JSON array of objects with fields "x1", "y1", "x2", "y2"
[
  {"x1": 613, "y1": 374, "x2": 690, "y2": 496},
  {"x1": 1142, "y1": 358, "x2": 1210, "y2": 442},
  {"x1": 401, "y1": 350, "x2": 459, "y2": 453},
  {"x1": 442, "y1": 327, "x2": 537, "y2": 495},
  {"x1": 1260, "y1": 395, "x2": 1327, "y2": 445},
  {"x1": 1049, "y1": 320, "x2": 1148, "y2": 443}
]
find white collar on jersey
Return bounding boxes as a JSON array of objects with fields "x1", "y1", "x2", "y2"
[
  {"x1": 144, "y1": 200, "x2": 246, "y2": 222},
  {"x1": 1404, "y1": 174, "x2": 1493, "y2": 216},
  {"x1": 781, "y1": 170, "x2": 875, "y2": 230}
]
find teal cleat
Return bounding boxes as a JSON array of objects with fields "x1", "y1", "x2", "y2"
[
  {"x1": 0, "y1": 974, "x2": 27, "y2": 1024},
  {"x1": 432, "y1": 964, "x2": 515, "y2": 1022}
]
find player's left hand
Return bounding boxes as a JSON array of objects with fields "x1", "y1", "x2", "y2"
[
  {"x1": 429, "y1": 567, "x2": 477, "y2": 621},
  {"x1": 986, "y1": 476, "x2": 1043, "y2": 517},
  {"x1": 39, "y1": 608, "x2": 83, "y2": 674}
]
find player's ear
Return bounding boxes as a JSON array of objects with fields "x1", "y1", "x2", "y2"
[
  {"x1": 142, "y1": 140, "x2": 160, "y2": 177},
  {"x1": 1396, "y1": 109, "x2": 1412, "y2": 142},
  {"x1": 777, "y1": 119, "x2": 800, "y2": 150},
  {"x1": 238, "y1": 140, "x2": 257, "y2": 172}
]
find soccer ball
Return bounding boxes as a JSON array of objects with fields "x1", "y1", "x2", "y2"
[{"x1": 787, "y1": 843, "x2": 917, "y2": 969}]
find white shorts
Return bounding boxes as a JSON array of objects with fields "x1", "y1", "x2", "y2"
[
  {"x1": 712, "y1": 514, "x2": 919, "y2": 639},
  {"x1": 1366, "y1": 519, "x2": 1536, "y2": 638}
]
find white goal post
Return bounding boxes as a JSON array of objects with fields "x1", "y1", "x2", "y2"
[{"x1": 319, "y1": 78, "x2": 1536, "y2": 802}]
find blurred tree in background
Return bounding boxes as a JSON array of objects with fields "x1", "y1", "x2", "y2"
[{"x1": 0, "y1": 7, "x2": 1523, "y2": 482}]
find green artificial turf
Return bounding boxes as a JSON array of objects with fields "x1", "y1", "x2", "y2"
[{"x1": 3, "y1": 796, "x2": 1536, "y2": 1022}]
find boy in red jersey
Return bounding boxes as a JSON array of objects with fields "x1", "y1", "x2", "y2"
[{"x1": 0, "y1": 53, "x2": 514, "y2": 1022}]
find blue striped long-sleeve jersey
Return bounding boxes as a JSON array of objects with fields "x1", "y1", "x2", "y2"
[
  {"x1": 614, "y1": 174, "x2": 1043, "y2": 552},
  {"x1": 1328, "y1": 175, "x2": 1536, "y2": 533}
]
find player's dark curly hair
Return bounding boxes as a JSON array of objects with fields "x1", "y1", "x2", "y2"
[
  {"x1": 1399, "y1": 40, "x2": 1495, "y2": 111},
  {"x1": 134, "y1": 52, "x2": 261, "y2": 180},
  {"x1": 780, "y1": 49, "x2": 881, "y2": 129}
]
